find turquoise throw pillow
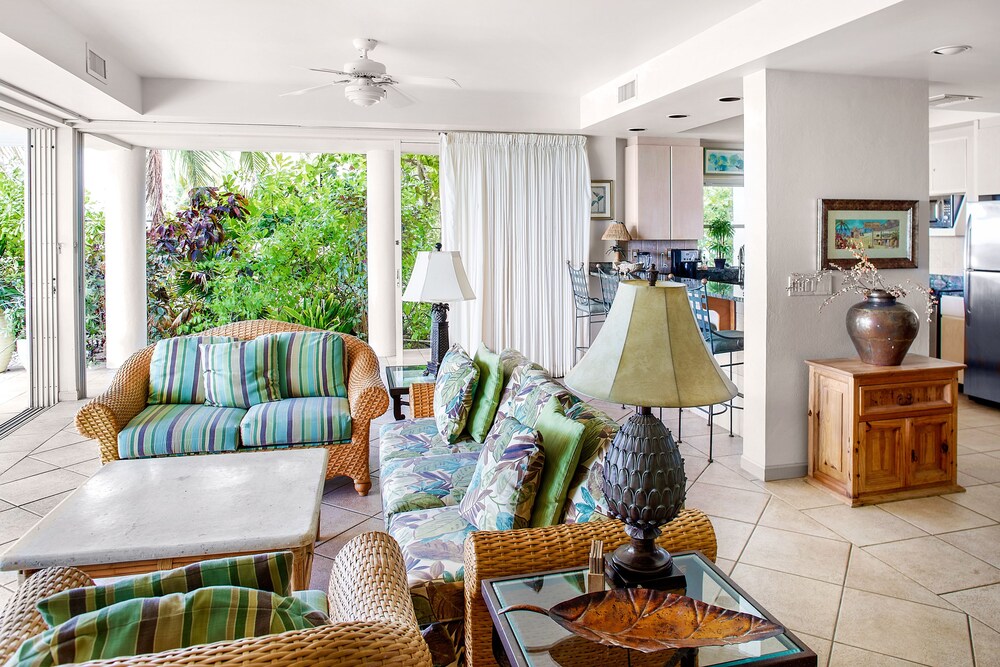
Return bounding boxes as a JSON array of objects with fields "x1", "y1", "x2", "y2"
[
  {"x1": 147, "y1": 336, "x2": 235, "y2": 404},
  {"x1": 200, "y1": 338, "x2": 280, "y2": 409},
  {"x1": 263, "y1": 331, "x2": 347, "y2": 399}
]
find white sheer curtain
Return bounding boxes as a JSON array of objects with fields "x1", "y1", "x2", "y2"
[{"x1": 440, "y1": 132, "x2": 590, "y2": 377}]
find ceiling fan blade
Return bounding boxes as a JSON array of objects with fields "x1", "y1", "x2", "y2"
[
  {"x1": 391, "y1": 74, "x2": 461, "y2": 89},
  {"x1": 385, "y1": 85, "x2": 417, "y2": 108},
  {"x1": 280, "y1": 81, "x2": 345, "y2": 97},
  {"x1": 309, "y1": 67, "x2": 353, "y2": 77}
]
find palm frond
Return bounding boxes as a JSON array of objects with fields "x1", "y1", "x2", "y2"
[
  {"x1": 172, "y1": 150, "x2": 228, "y2": 189},
  {"x1": 145, "y1": 149, "x2": 165, "y2": 225}
]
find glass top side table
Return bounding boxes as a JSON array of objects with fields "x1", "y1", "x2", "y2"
[
  {"x1": 483, "y1": 550, "x2": 816, "y2": 667},
  {"x1": 385, "y1": 364, "x2": 434, "y2": 420}
]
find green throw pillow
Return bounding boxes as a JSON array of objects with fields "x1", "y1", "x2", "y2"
[
  {"x1": 433, "y1": 344, "x2": 480, "y2": 443},
  {"x1": 37, "y1": 551, "x2": 294, "y2": 628},
  {"x1": 200, "y1": 338, "x2": 280, "y2": 409},
  {"x1": 262, "y1": 331, "x2": 348, "y2": 399},
  {"x1": 148, "y1": 336, "x2": 236, "y2": 404},
  {"x1": 14, "y1": 587, "x2": 327, "y2": 667},
  {"x1": 529, "y1": 398, "x2": 587, "y2": 527},
  {"x1": 467, "y1": 343, "x2": 504, "y2": 443}
]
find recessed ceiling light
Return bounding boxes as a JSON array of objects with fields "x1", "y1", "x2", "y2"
[
  {"x1": 628, "y1": 127, "x2": 646, "y2": 132},
  {"x1": 668, "y1": 114, "x2": 689, "y2": 119},
  {"x1": 718, "y1": 96, "x2": 742, "y2": 103},
  {"x1": 932, "y1": 45, "x2": 972, "y2": 56}
]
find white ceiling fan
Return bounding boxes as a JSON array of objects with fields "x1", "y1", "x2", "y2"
[{"x1": 283, "y1": 38, "x2": 461, "y2": 107}]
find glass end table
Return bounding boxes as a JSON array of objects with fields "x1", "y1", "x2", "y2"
[
  {"x1": 385, "y1": 364, "x2": 435, "y2": 420},
  {"x1": 482, "y1": 550, "x2": 816, "y2": 667}
]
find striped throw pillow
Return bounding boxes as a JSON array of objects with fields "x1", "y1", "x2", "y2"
[
  {"x1": 200, "y1": 338, "x2": 280, "y2": 409},
  {"x1": 264, "y1": 332, "x2": 348, "y2": 399},
  {"x1": 12, "y1": 587, "x2": 327, "y2": 667},
  {"x1": 148, "y1": 336, "x2": 235, "y2": 404},
  {"x1": 37, "y1": 551, "x2": 294, "y2": 628}
]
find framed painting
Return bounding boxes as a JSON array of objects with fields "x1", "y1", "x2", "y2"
[
  {"x1": 704, "y1": 149, "x2": 744, "y2": 175},
  {"x1": 591, "y1": 180, "x2": 613, "y2": 220},
  {"x1": 818, "y1": 199, "x2": 918, "y2": 270}
]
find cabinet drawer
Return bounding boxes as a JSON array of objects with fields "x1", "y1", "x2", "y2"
[{"x1": 859, "y1": 379, "x2": 954, "y2": 418}]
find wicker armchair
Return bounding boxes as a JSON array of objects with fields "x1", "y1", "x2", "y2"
[
  {"x1": 76, "y1": 320, "x2": 389, "y2": 496},
  {"x1": 0, "y1": 532, "x2": 432, "y2": 667}
]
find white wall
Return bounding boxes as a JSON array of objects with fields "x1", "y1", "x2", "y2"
[
  {"x1": 585, "y1": 136, "x2": 626, "y2": 263},
  {"x1": 929, "y1": 235, "x2": 965, "y2": 276},
  {"x1": 742, "y1": 69, "x2": 929, "y2": 480}
]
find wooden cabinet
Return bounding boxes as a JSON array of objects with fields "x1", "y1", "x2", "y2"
[
  {"x1": 976, "y1": 121, "x2": 1000, "y2": 196},
  {"x1": 930, "y1": 136, "x2": 968, "y2": 195},
  {"x1": 806, "y1": 356, "x2": 964, "y2": 506},
  {"x1": 624, "y1": 143, "x2": 704, "y2": 241}
]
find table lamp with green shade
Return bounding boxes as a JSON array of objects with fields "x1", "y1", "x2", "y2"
[{"x1": 564, "y1": 269, "x2": 738, "y2": 589}]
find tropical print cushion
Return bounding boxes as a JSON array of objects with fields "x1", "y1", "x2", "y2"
[
  {"x1": 496, "y1": 349, "x2": 543, "y2": 413},
  {"x1": 263, "y1": 331, "x2": 348, "y2": 399},
  {"x1": 240, "y1": 396, "x2": 352, "y2": 447},
  {"x1": 529, "y1": 399, "x2": 586, "y2": 527},
  {"x1": 561, "y1": 402, "x2": 620, "y2": 525},
  {"x1": 200, "y1": 338, "x2": 280, "y2": 409},
  {"x1": 378, "y1": 419, "x2": 482, "y2": 465},
  {"x1": 380, "y1": 452, "x2": 480, "y2": 520},
  {"x1": 466, "y1": 344, "x2": 504, "y2": 443},
  {"x1": 458, "y1": 416, "x2": 544, "y2": 531},
  {"x1": 11, "y1": 587, "x2": 327, "y2": 667},
  {"x1": 118, "y1": 404, "x2": 246, "y2": 459},
  {"x1": 494, "y1": 365, "x2": 578, "y2": 429},
  {"x1": 433, "y1": 345, "x2": 480, "y2": 443},
  {"x1": 37, "y1": 552, "x2": 295, "y2": 627},
  {"x1": 387, "y1": 506, "x2": 475, "y2": 626},
  {"x1": 147, "y1": 335, "x2": 235, "y2": 404}
]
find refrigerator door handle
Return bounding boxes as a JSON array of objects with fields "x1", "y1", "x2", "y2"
[{"x1": 965, "y1": 270, "x2": 972, "y2": 323}]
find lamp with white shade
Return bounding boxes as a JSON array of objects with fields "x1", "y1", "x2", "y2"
[{"x1": 402, "y1": 243, "x2": 476, "y2": 375}]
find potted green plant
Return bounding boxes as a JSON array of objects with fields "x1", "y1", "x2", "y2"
[
  {"x1": 0, "y1": 257, "x2": 24, "y2": 372},
  {"x1": 703, "y1": 188, "x2": 734, "y2": 269}
]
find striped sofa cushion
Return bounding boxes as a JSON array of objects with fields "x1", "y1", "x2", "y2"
[
  {"x1": 264, "y1": 331, "x2": 348, "y2": 399},
  {"x1": 118, "y1": 404, "x2": 246, "y2": 459},
  {"x1": 148, "y1": 336, "x2": 235, "y2": 404},
  {"x1": 200, "y1": 338, "x2": 280, "y2": 409},
  {"x1": 240, "y1": 397, "x2": 352, "y2": 448},
  {"x1": 37, "y1": 551, "x2": 295, "y2": 628},
  {"x1": 11, "y1": 587, "x2": 328, "y2": 667}
]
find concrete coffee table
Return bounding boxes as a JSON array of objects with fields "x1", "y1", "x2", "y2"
[{"x1": 0, "y1": 448, "x2": 329, "y2": 590}]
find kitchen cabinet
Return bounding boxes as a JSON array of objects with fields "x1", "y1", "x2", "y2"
[
  {"x1": 806, "y1": 356, "x2": 964, "y2": 506},
  {"x1": 976, "y1": 122, "x2": 1000, "y2": 196},
  {"x1": 625, "y1": 143, "x2": 704, "y2": 241},
  {"x1": 930, "y1": 136, "x2": 968, "y2": 196}
]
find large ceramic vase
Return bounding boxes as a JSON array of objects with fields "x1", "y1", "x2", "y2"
[{"x1": 845, "y1": 289, "x2": 919, "y2": 366}]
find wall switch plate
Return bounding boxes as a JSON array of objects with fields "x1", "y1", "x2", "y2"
[{"x1": 787, "y1": 273, "x2": 833, "y2": 296}]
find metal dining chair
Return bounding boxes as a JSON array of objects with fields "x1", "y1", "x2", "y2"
[
  {"x1": 597, "y1": 267, "x2": 621, "y2": 311},
  {"x1": 567, "y1": 262, "x2": 607, "y2": 361}
]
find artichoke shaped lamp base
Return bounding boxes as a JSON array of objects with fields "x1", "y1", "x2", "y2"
[
  {"x1": 605, "y1": 543, "x2": 687, "y2": 591},
  {"x1": 426, "y1": 302, "x2": 450, "y2": 376}
]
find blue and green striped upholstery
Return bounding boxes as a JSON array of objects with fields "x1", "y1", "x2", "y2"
[
  {"x1": 147, "y1": 336, "x2": 235, "y2": 405},
  {"x1": 240, "y1": 397, "x2": 352, "y2": 448},
  {"x1": 264, "y1": 332, "x2": 348, "y2": 399},
  {"x1": 37, "y1": 552, "x2": 295, "y2": 628},
  {"x1": 11, "y1": 587, "x2": 328, "y2": 667},
  {"x1": 200, "y1": 338, "x2": 280, "y2": 409},
  {"x1": 118, "y1": 404, "x2": 246, "y2": 459}
]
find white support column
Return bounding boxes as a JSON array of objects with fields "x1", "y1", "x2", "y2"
[
  {"x1": 104, "y1": 147, "x2": 147, "y2": 368},
  {"x1": 366, "y1": 148, "x2": 400, "y2": 358},
  {"x1": 741, "y1": 70, "x2": 929, "y2": 481},
  {"x1": 55, "y1": 126, "x2": 85, "y2": 402}
]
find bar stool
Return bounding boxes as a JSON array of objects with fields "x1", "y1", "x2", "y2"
[
  {"x1": 567, "y1": 262, "x2": 607, "y2": 361},
  {"x1": 597, "y1": 267, "x2": 621, "y2": 311}
]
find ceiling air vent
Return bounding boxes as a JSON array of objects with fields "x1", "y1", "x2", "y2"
[
  {"x1": 928, "y1": 93, "x2": 980, "y2": 108},
  {"x1": 618, "y1": 79, "x2": 637, "y2": 104},
  {"x1": 86, "y1": 45, "x2": 108, "y2": 84}
]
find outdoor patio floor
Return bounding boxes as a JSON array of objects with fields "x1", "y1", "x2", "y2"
[{"x1": 1, "y1": 365, "x2": 999, "y2": 665}]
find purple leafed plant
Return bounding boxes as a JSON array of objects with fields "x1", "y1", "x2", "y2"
[{"x1": 150, "y1": 187, "x2": 250, "y2": 262}]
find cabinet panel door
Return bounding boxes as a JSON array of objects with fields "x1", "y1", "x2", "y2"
[
  {"x1": 812, "y1": 374, "x2": 851, "y2": 484},
  {"x1": 908, "y1": 415, "x2": 954, "y2": 487},
  {"x1": 930, "y1": 137, "x2": 967, "y2": 195},
  {"x1": 669, "y1": 146, "x2": 704, "y2": 241},
  {"x1": 625, "y1": 145, "x2": 670, "y2": 239},
  {"x1": 977, "y1": 124, "x2": 1000, "y2": 196},
  {"x1": 858, "y1": 420, "x2": 907, "y2": 493}
]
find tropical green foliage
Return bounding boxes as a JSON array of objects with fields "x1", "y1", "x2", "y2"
[
  {"x1": 702, "y1": 186, "x2": 734, "y2": 262},
  {"x1": 84, "y1": 199, "x2": 106, "y2": 361}
]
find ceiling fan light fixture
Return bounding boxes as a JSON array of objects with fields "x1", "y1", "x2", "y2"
[{"x1": 345, "y1": 81, "x2": 386, "y2": 107}]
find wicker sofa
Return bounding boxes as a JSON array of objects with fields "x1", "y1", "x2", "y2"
[
  {"x1": 378, "y1": 350, "x2": 717, "y2": 667},
  {"x1": 0, "y1": 531, "x2": 431, "y2": 667},
  {"x1": 76, "y1": 320, "x2": 389, "y2": 495}
]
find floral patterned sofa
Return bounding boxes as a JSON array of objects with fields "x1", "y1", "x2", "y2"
[{"x1": 378, "y1": 349, "x2": 717, "y2": 666}]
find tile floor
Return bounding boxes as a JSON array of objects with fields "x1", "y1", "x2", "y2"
[{"x1": 1, "y1": 373, "x2": 999, "y2": 666}]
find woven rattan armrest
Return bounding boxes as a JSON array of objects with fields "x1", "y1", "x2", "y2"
[
  {"x1": 0, "y1": 567, "x2": 94, "y2": 664},
  {"x1": 462, "y1": 510, "x2": 717, "y2": 667},
  {"x1": 409, "y1": 382, "x2": 435, "y2": 419}
]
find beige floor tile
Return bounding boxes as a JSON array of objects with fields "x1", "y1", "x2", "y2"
[
  {"x1": 835, "y1": 588, "x2": 973, "y2": 666},
  {"x1": 705, "y1": 515, "x2": 754, "y2": 561},
  {"x1": 959, "y1": 454, "x2": 1000, "y2": 483},
  {"x1": 29, "y1": 429, "x2": 91, "y2": 454},
  {"x1": 317, "y1": 504, "x2": 369, "y2": 543},
  {"x1": 939, "y1": 524, "x2": 1000, "y2": 568},
  {"x1": 714, "y1": 558, "x2": 735, "y2": 575},
  {"x1": 0, "y1": 433, "x2": 47, "y2": 454},
  {"x1": 0, "y1": 507, "x2": 41, "y2": 545},
  {"x1": 0, "y1": 452, "x2": 25, "y2": 476},
  {"x1": 795, "y1": 632, "x2": 832, "y2": 667},
  {"x1": 970, "y1": 618, "x2": 1000, "y2": 667},
  {"x1": 321, "y1": 476, "x2": 382, "y2": 515},
  {"x1": 65, "y1": 459, "x2": 101, "y2": 477},
  {"x1": 682, "y1": 454, "x2": 710, "y2": 483},
  {"x1": 740, "y1": 525, "x2": 850, "y2": 585},
  {"x1": 0, "y1": 586, "x2": 11, "y2": 608},
  {"x1": 844, "y1": 546, "x2": 955, "y2": 610},
  {"x1": 828, "y1": 643, "x2": 927, "y2": 666},
  {"x1": 958, "y1": 471, "x2": 989, "y2": 487},
  {"x1": 684, "y1": 482, "x2": 769, "y2": 523},
  {"x1": 879, "y1": 496, "x2": 995, "y2": 534},
  {"x1": 21, "y1": 490, "x2": 72, "y2": 517},
  {"x1": 960, "y1": 410, "x2": 1000, "y2": 429},
  {"x1": 0, "y1": 457, "x2": 55, "y2": 484},
  {"x1": 866, "y1": 536, "x2": 1000, "y2": 594},
  {"x1": 729, "y1": 564, "x2": 843, "y2": 640},
  {"x1": 0, "y1": 568, "x2": 17, "y2": 588},
  {"x1": 314, "y1": 517, "x2": 386, "y2": 559},
  {"x1": 758, "y1": 496, "x2": 841, "y2": 539},
  {"x1": 943, "y1": 582, "x2": 1000, "y2": 634},
  {"x1": 693, "y1": 461, "x2": 764, "y2": 493},
  {"x1": 756, "y1": 478, "x2": 841, "y2": 510},
  {"x1": 959, "y1": 428, "x2": 1000, "y2": 453},
  {"x1": 712, "y1": 453, "x2": 759, "y2": 479},
  {"x1": 945, "y1": 484, "x2": 1000, "y2": 521},
  {"x1": 308, "y1": 553, "x2": 335, "y2": 591},
  {"x1": 681, "y1": 433, "x2": 743, "y2": 459},
  {"x1": 29, "y1": 440, "x2": 98, "y2": 468},
  {"x1": 804, "y1": 505, "x2": 927, "y2": 546},
  {"x1": 0, "y1": 468, "x2": 87, "y2": 506}
]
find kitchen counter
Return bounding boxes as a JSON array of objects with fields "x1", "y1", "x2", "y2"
[{"x1": 589, "y1": 262, "x2": 744, "y2": 302}]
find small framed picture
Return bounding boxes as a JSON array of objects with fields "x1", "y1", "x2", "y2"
[
  {"x1": 704, "y1": 149, "x2": 744, "y2": 175},
  {"x1": 591, "y1": 180, "x2": 613, "y2": 220},
  {"x1": 818, "y1": 198, "x2": 918, "y2": 270}
]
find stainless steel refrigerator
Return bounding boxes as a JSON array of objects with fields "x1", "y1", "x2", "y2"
[{"x1": 965, "y1": 202, "x2": 1000, "y2": 403}]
